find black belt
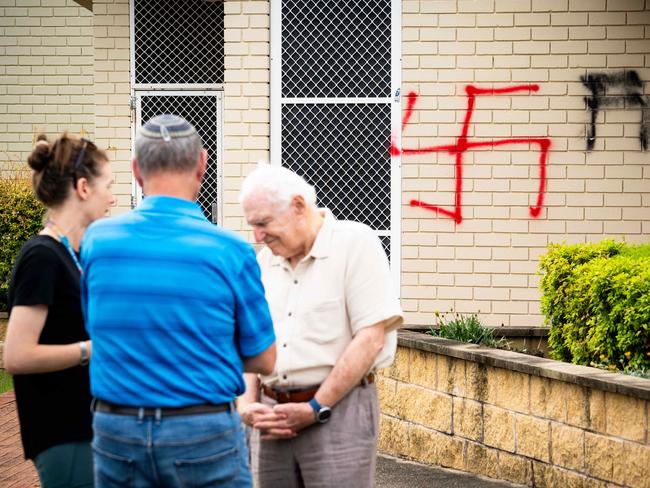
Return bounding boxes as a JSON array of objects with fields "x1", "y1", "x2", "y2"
[
  {"x1": 94, "y1": 399, "x2": 231, "y2": 417},
  {"x1": 262, "y1": 373, "x2": 375, "y2": 404}
]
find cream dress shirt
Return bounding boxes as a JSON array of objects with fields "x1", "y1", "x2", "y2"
[{"x1": 257, "y1": 209, "x2": 403, "y2": 388}]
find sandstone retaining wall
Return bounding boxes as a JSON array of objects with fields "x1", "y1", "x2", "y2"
[{"x1": 379, "y1": 330, "x2": 650, "y2": 487}]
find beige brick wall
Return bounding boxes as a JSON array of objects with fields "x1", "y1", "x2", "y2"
[
  {"x1": 0, "y1": 0, "x2": 94, "y2": 180},
  {"x1": 401, "y1": 0, "x2": 650, "y2": 328},
  {"x1": 92, "y1": 0, "x2": 131, "y2": 214},
  {"x1": 222, "y1": 0, "x2": 270, "y2": 234},
  {"x1": 88, "y1": 1, "x2": 649, "y2": 327},
  {"x1": 92, "y1": 0, "x2": 270, "y2": 223},
  {"x1": 380, "y1": 344, "x2": 650, "y2": 487},
  {"x1": 5, "y1": 2, "x2": 650, "y2": 328}
]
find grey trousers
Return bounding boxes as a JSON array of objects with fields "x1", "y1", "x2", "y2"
[{"x1": 250, "y1": 383, "x2": 379, "y2": 488}]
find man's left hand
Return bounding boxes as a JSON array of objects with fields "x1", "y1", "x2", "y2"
[{"x1": 253, "y1": 402, "x2": 316, "y2": 440}]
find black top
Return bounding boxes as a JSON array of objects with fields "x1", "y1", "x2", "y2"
[{"x1": 8, "y1": 235, "x2": 92, "y2": 460}]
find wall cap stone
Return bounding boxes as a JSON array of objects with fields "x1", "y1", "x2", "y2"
[
  {"x1": 405, "y1": 325, "x2": 549, "y2": 337},
  {"x1": 398, "y1": 330, "x2": 650, "y2": 401}
]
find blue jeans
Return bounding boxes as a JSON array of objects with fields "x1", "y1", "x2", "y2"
[{"x1": 92, "y1": 407, "x2": 252, "y2": 488}]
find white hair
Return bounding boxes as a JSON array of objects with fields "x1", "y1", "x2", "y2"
[{"x1": 239, "y1": 162, "x2": 317, "y2": 208}]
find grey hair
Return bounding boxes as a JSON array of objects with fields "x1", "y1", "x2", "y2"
[
  {"x1": 134, "y1": 130, "x2": 202, "y2": 176},
  {"x1": 239, "y1": 163, "x2": 317, "y2": 209}
]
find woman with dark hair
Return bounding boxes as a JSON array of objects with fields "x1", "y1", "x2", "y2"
[{"x1": 4, "y1": 133, "x2": 114, "y2": 487}]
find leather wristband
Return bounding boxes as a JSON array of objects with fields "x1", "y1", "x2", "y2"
[{"x1": 79, "y1": 341, "x2": 89, "y2": 366}]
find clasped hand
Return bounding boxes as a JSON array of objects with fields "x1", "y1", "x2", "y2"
[{"x1": 241, "y1": 401, "x2": 315, "y2": 441}]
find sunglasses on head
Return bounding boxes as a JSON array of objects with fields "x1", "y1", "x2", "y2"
[{"x1": 72, "y1": 137, "x2": 96, "y2": 188}]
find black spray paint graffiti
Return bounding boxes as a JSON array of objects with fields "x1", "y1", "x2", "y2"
[{"x1": 581, "y1": 70, "x2": 649, "y2": 151}]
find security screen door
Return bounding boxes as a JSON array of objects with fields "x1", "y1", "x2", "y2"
[
  {"x1": 130, "y1": 0, "x2": 224, "y2": 223},
  {"x1": 270, "y1": 0, "x2": 401, "y2": 279},
  {"x1": 134, "y1": 92, "x2": 223, "y2": 224}
]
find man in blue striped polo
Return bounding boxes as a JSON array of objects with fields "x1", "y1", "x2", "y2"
[{"x1": 81, "y1": 114, "x2": 276, "y2": 487}]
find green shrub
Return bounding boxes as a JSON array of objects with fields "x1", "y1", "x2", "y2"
[
  {"x1": 0, "y1": 178, "x2": 45, "y2": 312},
  {"x1": 427, "y1": 312, "x2": 508, "y2": 348},
  {"x1": 539, "y1": 240, "x2": 650, "y2": 372}
]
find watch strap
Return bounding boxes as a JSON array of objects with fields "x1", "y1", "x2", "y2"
[
  {"x1": 308, "y1": 397, "x2": 321, "y2": 414},
  {"x1": 79, "y1": 341, "x2": 89, "y2": 366}
]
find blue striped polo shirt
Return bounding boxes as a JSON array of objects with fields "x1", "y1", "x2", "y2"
[{"x1": 81, "y1": 195, "x2": 275, "y2": 407}]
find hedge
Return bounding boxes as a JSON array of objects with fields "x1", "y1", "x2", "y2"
[
  {"x1": 0, "y1": 178, "x2": 45, "y2": 312},
  {"x1": 539, "y1": 240, "x2": 650, "y2": 371}
]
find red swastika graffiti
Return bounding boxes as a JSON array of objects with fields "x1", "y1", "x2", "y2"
[{"x1": 390, "y1": 85, "x2": 551, "y2": 224}]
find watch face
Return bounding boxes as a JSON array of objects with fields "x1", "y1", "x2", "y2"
[{"x1": 317, "y1": 407, "x2": 332, "y2": 423}]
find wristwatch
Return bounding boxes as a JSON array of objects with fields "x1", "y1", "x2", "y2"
[
  {"x1": 308, "y1": 398, "x2": 332, "y2": 424},
  {"x1": 79, "y1": 341, "x2": 90, "y2": 366}
]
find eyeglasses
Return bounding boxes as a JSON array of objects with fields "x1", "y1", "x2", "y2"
[{"x1": 72, "y1": 137, "x2": 94, "y2": 188}]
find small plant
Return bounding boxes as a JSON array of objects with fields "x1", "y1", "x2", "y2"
[{"x1": 427, "y1": 312, "x2": 509, "y2": 349}]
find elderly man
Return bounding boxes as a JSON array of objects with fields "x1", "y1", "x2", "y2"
[
  {"x1": 81, "y1": 115, "x2": 276, "y2": 487},
  {"x1": 238, "y1": 163, "x2": 403, "y2": 487}
]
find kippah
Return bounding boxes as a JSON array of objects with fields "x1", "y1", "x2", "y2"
[{"x1": 139, "y1": 114, "x2": 197, "y2": 142}]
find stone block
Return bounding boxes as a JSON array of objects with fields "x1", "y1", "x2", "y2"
[
  {"x1": 434, "y1": 432, "x2": 465, "y2": 471},
  {"x1": 409, "y1": 349, "x2": 436, "y2": 389},
  {"x1": 484, "y1": 405, "x2": 515, "y2": 452},
  {"x1": 565, "y1": 384, "x2": 590, "y2": 429},
  {"x1": 378, "y1": 414, "x2": 409, "y2": 458},
  {"x1": 396, "y1": 383, "x2": 452, "y2": 433},
  {"x1": 497, "y1": 451, "x2": 533, "y2": 486},
  {"x1": 407, "y1": 424, "x2": 437, "y2": 464},
  {"x1": 453, "y1": 397, "x2": 483, "y2": 442},
  {"x1": 616, "y1": 442, "x2": 650, "y2": 488},
  {"x1": 532, "y1": 462, "x2": 592, "y2": 488},
  {"x1": 585, "y1": 432, "x2": 624, "y2": 482},
  {"x1": 437, "y1": 355, "x2": 466, "y2": 396},
  {"x1": 386, "y1": 346, "x2": 410, "y2": 382},
  {"x1": 551, "y1": 423, "x2": 584, "y2": 471},
  {"x1": 465, "y1": 361, "x2": 489, "y2": 402},
  {"x1": 495, "y1": 368, "x2": 530, "y2": 414},
  {"x1": 376, "y1": 376, "x2": 398, "y2": 417},
  {"x1": 606, "y1": 392, "x2": 646, "y2": 443},
  {"x1": 587, "y1": 388, "x2": 606, "y2": 433},
  {"x1": 530, "y1": 376, "x2": 566, "y2": 422},
  {"x1": 647, "y1": 401, "x2": 650, "y2": 445},
  {"x1": 465, "y1": 442, "x2": 499, "y2": 480},
  {"x1": 516, "y1": 415, "x2": 550, "y2": 462}
]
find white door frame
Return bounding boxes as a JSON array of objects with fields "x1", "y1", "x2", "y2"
[{"x1": 269, "y1": 0, "x2": 402, "y2": 292}]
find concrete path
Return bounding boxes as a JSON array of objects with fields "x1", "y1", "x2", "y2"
[
  {"x1": 0, "y1": 391, "x2": 524, "y2": 488},
  {"x1": 376, "y1": 454, "x2": 526, "y2": 488}
]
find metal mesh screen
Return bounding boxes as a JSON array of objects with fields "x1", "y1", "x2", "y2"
[
  {"x1": 140, "y1": 95, "x2": 219, "y2": 222},
  {"x1": 281, "y1": 0, "x2": 391, "y2": 98},
  {"x1": 282, "y1": 103, "x2": 391, "y2": 230},
  {"x1": 133, "y1": 0, "x2": 224, "y2": 85},
  {"x1": 379, "y1": 236, "x2": 390, "y2": 261}
]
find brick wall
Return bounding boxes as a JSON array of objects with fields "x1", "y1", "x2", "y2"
[
  {"x1": 381, "y1": 333, "x2": 650, "y2": 487},
  {"x1": 93, "y1": 0, "x2": 131, "y2": 214},
  {"x1": 91, "y1": 0, "x2": 271, "y2": 223},
  {"x1": 16, "y1": 0, "x2": 648, "y2": 328},
  {"x1": 400, "y1": 0, "x2": 650, "y2": 328},
  {"x1": 222, "y1": 0, "x2": 271, "y2": 234},
  {"x1": 0, "y1": 0, "x2": 94, "y2": 180}
]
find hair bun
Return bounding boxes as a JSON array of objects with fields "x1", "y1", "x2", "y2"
[{"x1": 28, "y1": 134, "x2": 51, "y2": 172}]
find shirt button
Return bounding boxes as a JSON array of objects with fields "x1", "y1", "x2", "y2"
[
  {"x1": 283, "y1": 375, "x2": 287, "y2": 380},
  {"x1": 282, "y1": 343, "x2": 287, "y2": 348},
  {"x1": 293, "y1": 280, "x2": 298, "y2": 284},
  {"x1": 288, "y1": 312, "x2": 292, "y2": 317}
]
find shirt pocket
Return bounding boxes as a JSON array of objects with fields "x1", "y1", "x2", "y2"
[{"x1": 301, "y1": 298, "x2": 345, "y2": 344}]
